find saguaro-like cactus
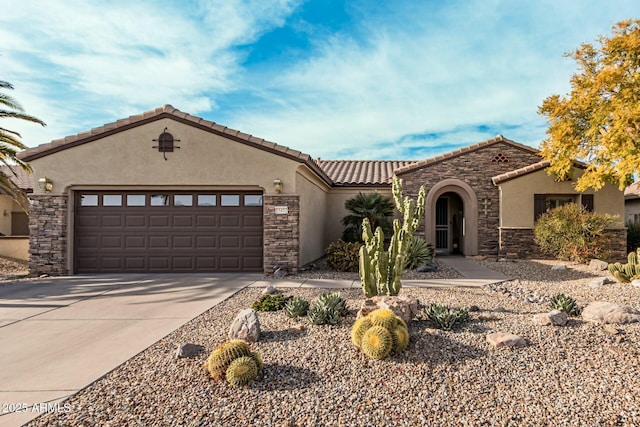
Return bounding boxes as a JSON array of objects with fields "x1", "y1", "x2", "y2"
[
  {"x1": 608, "y1": 248, "x2": 640, "y2": 283},
  {"x1": 359, "y1": 177, "x2": 426, "y2": 297}
]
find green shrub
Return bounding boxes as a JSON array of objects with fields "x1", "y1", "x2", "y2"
[
  {"x1": 627, "y1": 221, "x2": 640, "y2": 253},
  {"x1": 341, "y1": 192, "x2": 394, "y2": 242},
  {"x1": 549, "y1": 293, "x2": 581, "y2": 316},
  {"x1": 405, "y1": 236, "x2": 435, "y2": 269},
  {"x1": 251, "y1": 293, "x2": 290, "y2": 312},
  {"x1": 534, "y1": 203, "x2": 617, "y2": 263},
  {"x1": 325, "y1": 240, "x2": 361, "y2": 272},
  {"x1": 420, "y1": 303, "x2": 469, "y2": 331}
]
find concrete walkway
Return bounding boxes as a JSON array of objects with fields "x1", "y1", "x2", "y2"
[{"x1": 0, "y1": 274, "x2": 258, "y2": 427}]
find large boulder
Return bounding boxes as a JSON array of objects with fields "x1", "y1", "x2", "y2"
[
  {"x1": 357, "y1": 296, "x2": 419, "y2": 324},
  {"x1": 228, "y1": 308, "x2": 261, "y2": 342},
  {"x1": 588, "y1": 259, "x2": 609, "y2": 272},
  {"x1": 582, "y1": 301, "x2": 640, "y2": 324},
  {"x1": 486, "y1": 333, "x2": 526, "y2": 348},
  {"x1": 532, "y1": 310, "x2": 568, "y2": 326}
]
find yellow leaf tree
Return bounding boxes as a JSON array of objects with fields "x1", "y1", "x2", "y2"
[{"x1": 539, "y1": 19, "x2": 640, "y2": 191}]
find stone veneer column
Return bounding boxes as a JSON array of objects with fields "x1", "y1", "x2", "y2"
[
  {"x1": 263, "y1": 195, "x2": 299, "y2": 275},
  {"x1": 28, "y1": 194, "x2": 68, "y2": 276}
]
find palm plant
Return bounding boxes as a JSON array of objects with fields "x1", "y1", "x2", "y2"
[
  {"x1": 0, "y1": 80, "x2": 45, "y2": 210},
  {"x1": 341, "y1": 192, "x2": 394, "y2": 242}
]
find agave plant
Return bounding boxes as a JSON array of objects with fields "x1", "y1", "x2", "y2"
[
  {"x1": 405, "y1": 236, "x2": 435, "y2": 269},
  {"x1": 284, "y1": 296, "x2": 309, "y2": 319},
  {"x1": 421, "y1": 303, "x2": 469, "y2": 331},
  {"x1": 549, "y1": 293, "x2": 581, "y2": 316}
]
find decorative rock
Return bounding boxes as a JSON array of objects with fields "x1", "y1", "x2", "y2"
[
  {"x1": 589, "y1": 277, "x2": 611, "y2": 288},
  {"x1": 589, "y1": 259, "x2": 609, "y2": 272},
  {"x1": 288, "y1": 323, "x2": 306, "y2": 333},
  {"x1": 551, "y1": 265, "x2": 566, "y2": 271},
  {"x1": 632, "y1": 279, "x2": 640, "y2": 288},
  {"x1": 603, "y1": 324, "x2": 621, "y2": 336},
  {"x1": 416, "y1": 263, "x2": 438, "y2": 273},
  {"x1": 357, "y1": 296, "x2": 419, "y2": 324},
  {"x1": 176, "y1": 343, "x2": 205, "y2": 358},
  {"x1": 228, "y1": 308, "x2": 261, "y2": 342},
  {"x1": 582, "y1": 301, "x2": 640, "y2": 324},
  {"x1": 533, "y1": 310, "x2": 568, "y2": 326},
  {"x1": 262, "y1": 285, "x2": 277, "y2": 295},
  {"x1": 486, "y1": 333, "x2": 526, "y2": 348},
  {"x1": 478, "y1": 313, "x2": 500, "y2": 321}
]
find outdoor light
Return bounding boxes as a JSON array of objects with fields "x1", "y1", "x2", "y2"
[
  {"x1": 273, "y1": 179, "x2": 283, "y2": 194},
  {"x1": 38, "y1": 177, "x2": 53, "y2": 193}
]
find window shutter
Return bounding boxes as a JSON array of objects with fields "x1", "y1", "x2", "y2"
[
  {"x1": 534, "y1": 194, "x2": 546, "y2": 222},
  {"x1": 582, "y1": 194, "x2": 594, "y2": 212}
]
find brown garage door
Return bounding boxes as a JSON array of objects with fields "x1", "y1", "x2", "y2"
[{"x1": 74, "y1": 191, "x2": 263, "y2": 273}]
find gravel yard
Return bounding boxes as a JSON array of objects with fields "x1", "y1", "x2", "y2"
[{"x1": 23, "y1": 258, "x2": 640, "y2": 426}]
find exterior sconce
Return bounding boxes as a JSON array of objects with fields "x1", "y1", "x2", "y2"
[
  {"x1": 273, "y1": 179, "x2": 283, "y2": 194},
  {"x1": 38, "y1": 177, "x2": 53, "y2": 193}
]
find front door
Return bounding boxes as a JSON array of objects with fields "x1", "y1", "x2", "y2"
[{"x1": 435, "y1": 197, "x2": 448, "y2": 253}]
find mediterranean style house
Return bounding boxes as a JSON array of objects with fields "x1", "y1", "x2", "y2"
[{"x1": 17, "y1": 105, "x2": 626, "y2": 276}]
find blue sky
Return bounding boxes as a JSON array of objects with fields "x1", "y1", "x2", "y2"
[{"x1": 2, "y1": 0, "x2": 638, "y2": 160}]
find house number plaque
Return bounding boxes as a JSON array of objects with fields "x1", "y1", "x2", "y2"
[{"x1": 274, "y1": 206, "x2": 289, "y2": 215}]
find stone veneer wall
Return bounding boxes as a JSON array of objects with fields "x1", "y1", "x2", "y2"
[
  {"x1": 29, "y1": 194, "x2": 68, "y2": 275},
  {"x1": 263, "y1": 195, "x2": 299, "y2": 275},
  {"x1": 499, "y1": 227, "x2": 628, "y2": 262},
  {"x1": 399, "y1": 142, "x2": 541, "y2": 255}
]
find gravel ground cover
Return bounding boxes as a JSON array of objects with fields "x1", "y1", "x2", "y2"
[
  {"x1": 24, "y1": 258, "x2": 640, "y2": 426},
  {"x1": 0, "y1": 256, "x2": 29, "y2": 281}
]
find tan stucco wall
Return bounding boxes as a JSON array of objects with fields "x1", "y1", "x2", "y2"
[
  {"x1": 0, "y1": 196, "x2": 14, "y2": 236},
  {"x1": 27, "y1": 118, "x2": 304, "y2": 196},
  {"x1": 499, "y1": 168, "x2": 625, "y2": 228},
  {"x1": 324, "y1": 187, "x2": 393, "y2": 245},
  {"x1": 0, "y1": 237, "x2": 29, "y2": 260},
  {"x1": 296, "y1": 167, "x2": 330, "y2": 266}
]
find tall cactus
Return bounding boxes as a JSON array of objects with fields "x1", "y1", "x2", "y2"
[{"x1": 359, "y1": 177, "x2": 426, "y2": 297}]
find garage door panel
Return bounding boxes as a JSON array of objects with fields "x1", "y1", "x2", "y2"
[
  {"x1": 125, "y1": 215, "x2": 146, "y2": 227},
  {"x1": 101, "y1": 215, "x2": 123, "y2": 227},
  {"x1": 125, "y1": 236, "x2": 146, "y2": 249},
  {"x1": 173, "y1": 236, "x2": 193, "y2": 249},
  {"x1": 101, "y1": 236, "x2": 123, "y2": 249},
  {"x1": 243, "y1": 215, "x2": 262, "y2": 227},
  {"x1": 75, "y1": 191, "x2": 263, "y2": 273},
  {"x1": 173, "y1": 215, "x2": 193, "y2": 227},
  {"x1": 243, "y1": 236, "x2": 262, "y2": 249},
  {"x1": 149, "y1": 215, "x2": 170, "y2": 228},
  {"x1": 220, "y1": 215, "x2": 240, "y2": 227},
  {"x1": 149, "y1": 236, "x2": 170, "y2": 249},
  {"x1": 220, "y1": 235, "x2": 240, "y2": 248},
  {"x1": 196, "y1": 215, "x2": 216, "y2": 227},
  {"x1": 77, "y1": 236, "x2": 98, "y2": 249}
]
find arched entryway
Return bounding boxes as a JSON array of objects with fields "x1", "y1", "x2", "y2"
[{"x1": 425, "y1": 179, "x2": 478, "y2": 256}]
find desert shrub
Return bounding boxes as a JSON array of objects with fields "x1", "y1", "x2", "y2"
[
  {"x1": 549, "y1": 293, "x2": 581, "y2": 316},
  {"x1": 534, "y1": 203, "x2": 617, "y2": 263},
  {"x1": 251, "y1": 293, "x2": 290, "y2": 312},
  {"x1": 405, "y1": 236, "x2": 435, "y2": 269},
  {"x1": 325, "y1": 240, "x2": 361, "y2": 272},
  {"x1": 627, "y1": 221, "x2": 640, "y2": 253},
  {"x1": 420, "y1": 303, "x2": 469, "y2": 331},
  {"x1": 341, "y1": 192, "x2": 394, "y2": 242}
]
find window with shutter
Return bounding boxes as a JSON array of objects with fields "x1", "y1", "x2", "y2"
[
  {"x1": 534, "y1": 194, "x2": 546, "y2": 222},
  {"x1": 582, "y1": 194, "x2": 594, "y2": 212}
]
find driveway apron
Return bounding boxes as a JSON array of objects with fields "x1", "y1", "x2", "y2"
[{"x1": 0, "y1": 274, "x2": 256, "y2": 427}]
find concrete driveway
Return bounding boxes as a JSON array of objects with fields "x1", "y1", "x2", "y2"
[{"x1": 0, "y1": 274, "x2": 257, "y2": 427}]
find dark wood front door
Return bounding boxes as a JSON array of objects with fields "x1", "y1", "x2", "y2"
[{"x1": 74, "y1": 191, "x2": 263, "y2": 273}]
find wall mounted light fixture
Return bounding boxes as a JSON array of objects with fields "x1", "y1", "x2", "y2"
[
  {"x1": 38, "y1": 177, "x2": 53, "y2": 193},
  {"x1": 273, "y1": 179, "x2": 283, "y2": 194}
]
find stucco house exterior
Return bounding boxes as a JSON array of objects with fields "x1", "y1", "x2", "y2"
[
  {"x1": 0, "y1": 166, "x2": 31, "y2": 260},
  {"x1": 624, "y1": 182, "x2": 640, "y2": 224},
  {"x1": 18, "y1": 105, "x2": 626, "y2": 276}
]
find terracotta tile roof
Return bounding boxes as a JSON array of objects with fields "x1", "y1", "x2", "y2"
[
  {"x1": 394, "y1": 135, "x2": 540, "y2": 176},
  {"x1": 491, "y1": 160, "x2": 550, "y2": 184},
  {"x1": 625, "y1": 181, "x2": 640, "y2": 200},
  {"x1": 317, "y1": 160, "x2": 416, "y2": 185},
  {"x1": 0, "y1": 165, "x2": 33, "y2": 191},
  {"x1": 17, "y1": 105, "x2": 332, "y2": 185}
]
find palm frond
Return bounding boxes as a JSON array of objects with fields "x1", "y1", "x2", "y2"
[{"x1": 0, "y1": 172, "x2": 29, "y2": 212}]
